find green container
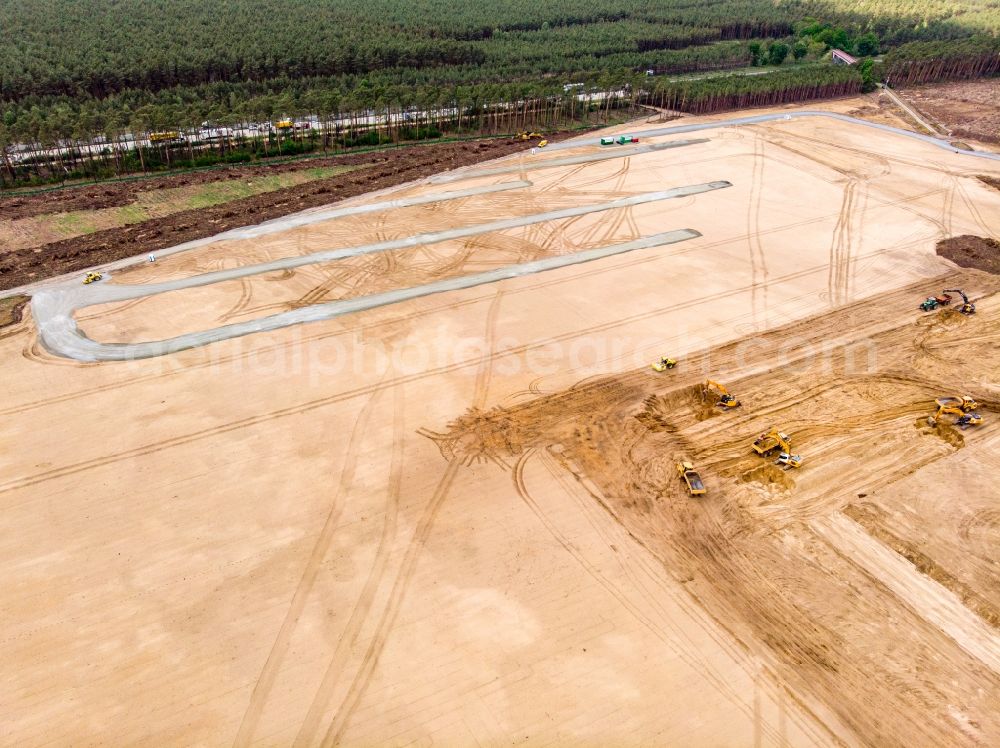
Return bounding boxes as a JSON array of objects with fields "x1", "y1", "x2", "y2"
[{"x1": 600, "y1": 136, "x2": 615, "y2": 145}]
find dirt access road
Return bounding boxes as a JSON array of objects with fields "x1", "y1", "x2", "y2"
[{"x1": 2, "y1": 99, "x2": 1000, "y2": 745}]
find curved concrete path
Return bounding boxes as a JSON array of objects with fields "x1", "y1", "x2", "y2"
[
  {"x1": 37, "y1": 230, "x2": 700, "y2": 361},
  {"x1": 34, "y1": 182, "x2": 731, "y2": 361},
  {"x1": 32, "y1": 109, "x2": 1000, "y2": 362}
]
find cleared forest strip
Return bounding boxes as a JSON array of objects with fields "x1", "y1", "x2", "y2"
[{"x1": 0, "y1": 166, "x2": 360, "y2": 253}]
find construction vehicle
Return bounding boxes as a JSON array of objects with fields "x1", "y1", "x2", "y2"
[
  {"x1": 928, "y1": 398, "x2": 983, "y2": 427},
  {"x1": 83, "y1": 272, "x2": 103, "y2": 284},
  {"x1": 600, "y1": 136, "x2": 615, "y2": 146},
  {"x1": 616, "y1": 135, "x2": 638, "y2": 145},
  {"x1": 651, "y1": 356, "x2": 677, "y2": 372},
  {"x1": 938, "y1": 395, "x2": 979, "y2": 412},
  {"x1": 752, "y1": 428, "x2": 792, "y2": 457},
  {"x1": 703, "y1": 380, "x2": 741, "y2": 408},
  {"x1": 676, "y1": 461, "x2": 706, "y2": 496},
  {"x1": 944, "y1": 288, "x2": 975, "y2": 315},
  {"x1": 513, "y1": 131, "x2": 544, "y2": 142},
  {"x1": 149, "y1": 131, "x2": 183, "y2": 143},
  {"x1": 276, "y1": 119, "x2": 294, "y2": 130},
  {"x1": 537, "y1": 139, "x2": 548, "y2": 147},
  {"x1": 919, "y1": 293, "x2": 952, "y2": 311},
  {"x1": 775, "y1": 452, "x2": 803, "y2": 469}
]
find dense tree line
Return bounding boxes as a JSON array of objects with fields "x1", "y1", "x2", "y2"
[
  {"x1": 883, "y1": 36, "x2": 1000, "y2": 85},
  {"x1": 646, "y1": 65, "x2": 863, "y2": 114},
  {"x1": 1, "y1": 0, "x2": 998, "y2": 187},
  {"x1": 2, "y1": 0, "x2": 996, "y2": 103}
]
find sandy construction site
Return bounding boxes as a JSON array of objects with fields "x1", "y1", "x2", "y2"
[{"x1": 3, "y1": 101, "x2": 1000, "y2": 746}]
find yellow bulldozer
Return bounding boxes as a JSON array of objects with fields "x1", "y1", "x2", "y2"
[
  {"x1": 83, "y1": 272, "x2": 103, "y2": 284},
  {"x1": 703, "y1": 380, "x2": 740, "y2": 408}
]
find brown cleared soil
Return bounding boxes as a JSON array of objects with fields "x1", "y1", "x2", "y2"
[
  {"x1": 4, "y1": 102, "x2": 1000, "y2": 746},
  {"x1": 1, "y1": 156, "x2": 369, "y2": 221},
  {"x1": 937, "y1": 234, "x2": 1000, "y2": 275},
  {"x1": 843, "y1": 98, "x2": 916, "y2": 131},
  {"x1": 899, "y1": 80, "x2": 1000, "y2": 145},
  {"x1": 0, "y1": 135, "x2": 572, "y2": 291},
  {"x1": 0, "y1": 294, "x2": 28, "y2": 329},
  {"x1": 422, "y1": 271, "x2": 1000, "y2": 747}
]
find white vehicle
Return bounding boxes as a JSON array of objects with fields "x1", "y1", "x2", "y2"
[{"x1": 200, "y1": 126, "x2": 233, "y2": 141}]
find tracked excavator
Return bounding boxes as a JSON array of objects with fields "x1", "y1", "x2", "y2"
[
  {"x1": 943, "y1": 289, "x2": 975, "y2": 315},
  {"x1": 752, "y1": 428, "x2": 793, "y2": 456},
  {"x1": 703, "y1": 380, "x2": 740, "y2": 408},
  {"x1": 928, "y1": 398, "x2": 983, "y2": 427}
]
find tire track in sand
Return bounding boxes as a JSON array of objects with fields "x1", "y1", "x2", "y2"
[
  {"x1": 0, "y1": 245, "x2": 954, "y2": 500},
  {"x1": 746, "y1": 133, "x2": 770, "y2": 330},
  {"x1": 291, "y1": 381, "x2": 406, "y2": 747},
  {"x1": 523, "y1": 448, "x2": 832, "y2": 747},
  {"x1": 315, "y1": 289, "x2": 500, "y2": 744},
  {"x1": 318, "y1": 458, "x2": 462, "y2": 746},
  {"x1": 827, "y1": 179, "x2": 857, "y2": 307},
  {"x1": 954, "y1": 176, "x2": 997, "y2": 237},
  {"x1": 231, "y1": 379, "x2": 387, "y2": 747}
]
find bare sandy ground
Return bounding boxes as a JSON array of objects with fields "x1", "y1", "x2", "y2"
[{"x1": 2, "y1": 98, "x2": 1000, "y2": 746}]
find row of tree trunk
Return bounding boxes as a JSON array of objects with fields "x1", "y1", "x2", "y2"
[
  {"x1": 1, "y1": 94, "x2": 633, "y2": 188},
  {"x1": 648, "y1": 79, "x2": 862, "y2": 115},
  {"x1": 885, "y1": 52, "x2": 1000, "y2": 86}
]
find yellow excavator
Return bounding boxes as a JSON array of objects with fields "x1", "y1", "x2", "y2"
[
  {"x1": 928, "y1": 398, "x2": 983, "y2": 427},
  {"x1": 703, "y1": 380, "x2": 740, "y2": 408},
  {"x1": 676, "y1": 461, "x2": 706, "y2": 496},
  {"x1": 943, "y1": 288, "x2": 975, "y2": 315},
  {"x1": 83, "y1": 272, "x2": 103, "y2": 284},
  {"x1": 513, "y1": 131, "x2": 544, "y2": 141},
  {"x1": 752, "y1": 428, "x2": 793, "y2": 456}
]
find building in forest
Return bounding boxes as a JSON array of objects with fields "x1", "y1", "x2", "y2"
[{"x1": 831, "y1": 49, "x2": 858, "y2": 65}]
